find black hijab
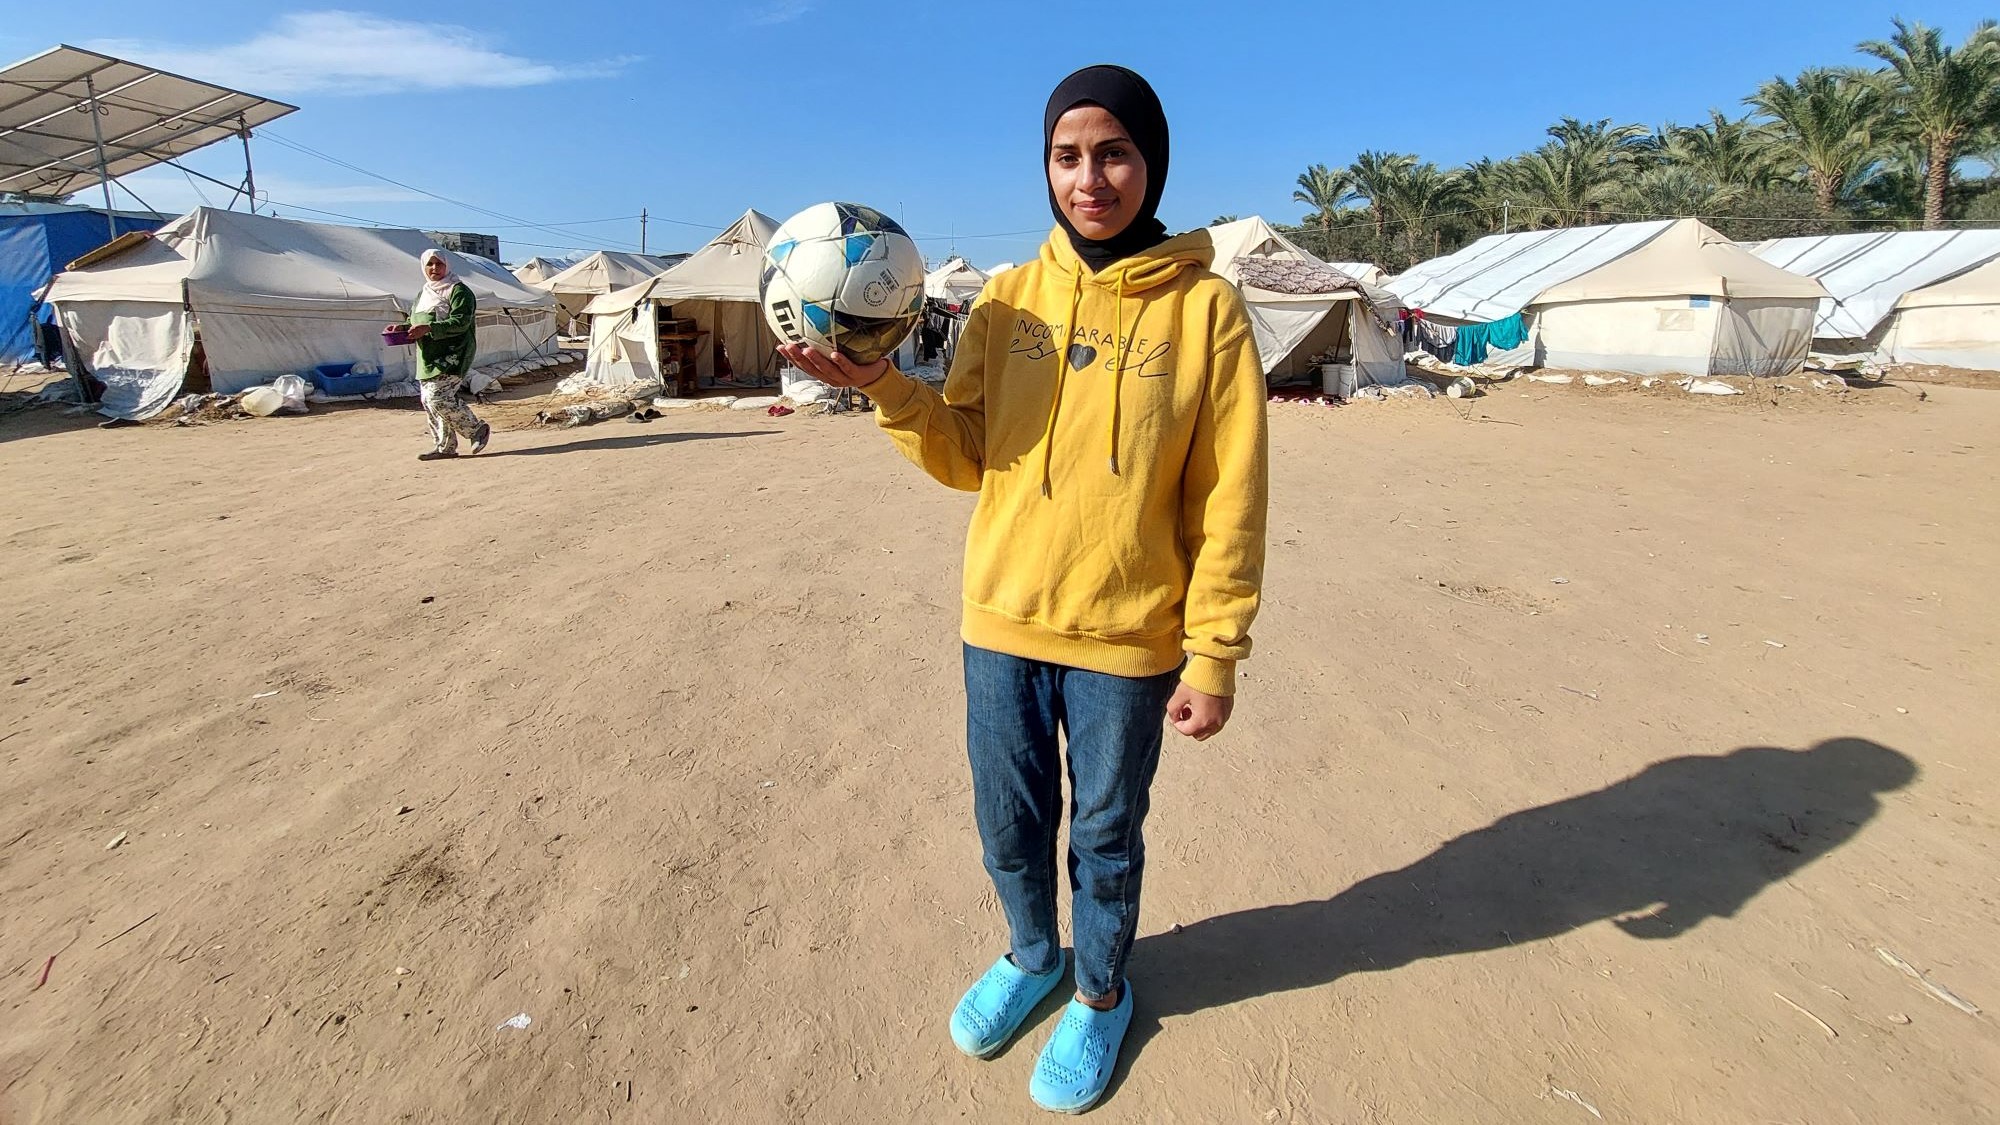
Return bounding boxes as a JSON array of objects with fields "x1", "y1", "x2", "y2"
[{"x1": 1043, "y1": 65, "x2": 1170, "y2": 274}]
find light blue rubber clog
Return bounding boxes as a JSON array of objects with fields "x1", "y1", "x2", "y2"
[
  {"x1": 949, "y1": 950, "x2": 1070, "y2": 1059},
  {"x1": 1029, "y1": 983, "x2": 1134, "y2": 1114}
]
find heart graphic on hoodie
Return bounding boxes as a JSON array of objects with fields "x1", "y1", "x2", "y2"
[{"x1": 1066, "y1": 343, "x2": 1099, "y2": 370}]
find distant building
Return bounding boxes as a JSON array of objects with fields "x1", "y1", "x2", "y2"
[{"x1": 425, "y1": 230, "x2": 501, "y2": 262}]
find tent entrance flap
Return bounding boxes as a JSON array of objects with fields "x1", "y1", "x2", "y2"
[
  {"x1": 59, "y1": 298, "x2": 192, "y2": 418},
  {"x1": 1711, "y1": 298, "x2": 1814, "y2": 378},
  {"x1": 1245, "y1": 294, "x2": 1338, "y2": 382}
]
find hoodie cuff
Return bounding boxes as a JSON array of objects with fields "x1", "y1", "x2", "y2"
[
  {"x1": 1181, "y1": 654, "x2": 1236, "y2": 698},
  {"x1": 862, "y1": 364, "x2": 920, "y2": 416}
]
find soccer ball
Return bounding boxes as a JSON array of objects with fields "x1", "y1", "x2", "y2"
[{"x1": 760, "y1": 202, "x2": 925, "y2": 365}]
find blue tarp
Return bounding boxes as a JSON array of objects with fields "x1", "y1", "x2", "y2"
[{"x1": 2, "y1": 209, "x2": 168, "y2": 364}]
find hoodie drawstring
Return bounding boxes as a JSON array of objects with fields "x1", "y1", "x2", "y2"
[
  {"x1": 1108, "y1": 273, "x2": 1125, "y2": 476},
  {"x1": 1038, "y1": 269, "x2": 1084, "y2": 498}
]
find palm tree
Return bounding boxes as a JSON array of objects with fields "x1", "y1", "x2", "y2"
[
  {"x1": 1290, "y1": 163, "x2": 1352, "y2": 239},
  {"x1": 1346, "y1": 151, "x2": 1416, "y2": 244},
  {"x1": 1855, "y1": 145, "x2": 1929, "y2": 221},
  {"x1": 1746, "y1": 68, "x2": 1885, "y2": 217},
  {"x1": 1209, "y1": 214, "x2": 1241, "y2": 226},
  {"x1": 1860, "y1": 18, "x2": 2000, "y2": 228},
  {"x1": 1632, "y1": 125, "x2": 1675, "y2": 173},
  {"x1": 1384, "y1": 161, "x2": 1468, "y2": 266},
  {"x1": 1507, "y1": 118, "x2": 1652, "y2": 226},
  {"x1": 1462, "y1": 156, "x2": 1529, "y2": 232},
  {"x1": 1665, "y1": 110, "x2": 1772, "y2": 191},
  {"x1": 1547, "y1": 117, "x2": 1653, "y2": 167},
  {"x1": 1623, "y1": 166, "x2": 1743, "y2": 218}
]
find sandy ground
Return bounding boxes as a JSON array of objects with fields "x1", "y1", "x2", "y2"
[{"x1": 1, "y1": 376, "x2": 1996, "y2": 1124}]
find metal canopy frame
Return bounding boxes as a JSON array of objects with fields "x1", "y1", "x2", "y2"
[{"x1": 0, "y1": 44, "x2": 297, "y2": 238}]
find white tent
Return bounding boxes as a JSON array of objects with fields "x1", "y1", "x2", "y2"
[
  {"x1": 1389, "y1": 218, "x2": 1827, "y2": 376},
  {"x1": 984, "y1": 261, "x2": 1017, "y2": 277},
  {"x1": 1204, "y1": 216, "x2": 1406, "y2": 390},
  {"x1": 1887, "y1": 257, "x2": 2000, "y2": 370},
  {"x1": 538, "y1": 250, "x2": 686, "y2": 326},
  {"x1": 1750, "y1": 230, "x2": 2000, "y2": 370},
  {"x1": 924, "y1": 257, "x2": 989, "y2": 302},
  {"x1": 511, "y1": 256, "x2": 572, "y2": 287},
  {"x1": 1325, "y1": 261, "x2": 1388, "y2": 285},
  {"x1": 44, "y1": 207, "x2": 559, "y2": 418},
  {"x1": 582, "y1": 210, "x2": 785, "y2": 390}
]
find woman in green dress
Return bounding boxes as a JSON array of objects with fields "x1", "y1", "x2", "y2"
[{"x1": 397, "y1": 248, "x2": 490, "y2": 461}]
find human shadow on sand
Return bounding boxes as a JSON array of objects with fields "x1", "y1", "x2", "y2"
[
  {"x1": 487, "y1": 430, "x2": 774, "y2": 457},
  {"x1": 1118, "y1": 737, "x2": 1915, "y2": 1073}
]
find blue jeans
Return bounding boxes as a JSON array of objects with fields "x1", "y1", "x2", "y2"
[{"x1": 963, "y1": 644, "x2": 1182, "y2": 1002}]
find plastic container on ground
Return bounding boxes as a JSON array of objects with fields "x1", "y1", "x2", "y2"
[
  {"x1": 240, "y1": 386, "x2": 285, "y2": 416},
  {"x1": 308, "y1": 363, "x2": 383, "y2": 396},
  {"x1": 1317, "y1": 363, "x2": 1357, "y2": 400}
]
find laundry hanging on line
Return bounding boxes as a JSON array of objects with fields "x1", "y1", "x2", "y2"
[
  {"x1": 1451, "y1": 312, "x2": 1528, "y2": 367},
  {"x1": 1400, "y1": 309, "x2": 1456, "y2": 362}
]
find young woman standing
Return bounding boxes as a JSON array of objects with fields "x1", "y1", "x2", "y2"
[{"x1": 783, "y1": 64, "x2": 1267, "y2": 1112}]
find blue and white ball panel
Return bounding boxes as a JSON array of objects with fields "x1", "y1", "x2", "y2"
[{"x1": 759, "y1": 200, "x2": 925, "y2": 364}]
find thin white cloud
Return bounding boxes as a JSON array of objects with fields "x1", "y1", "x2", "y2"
[
  {"x1": 747, "y1": 1, "x2": 814, "y2": 26},
  {"x1": 87, "y1": 11, "x2": 634, "y2": 96}
]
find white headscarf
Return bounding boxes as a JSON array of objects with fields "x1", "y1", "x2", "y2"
[{"x1": 414, "y1": 248, "x2": 462, "y2": 317}]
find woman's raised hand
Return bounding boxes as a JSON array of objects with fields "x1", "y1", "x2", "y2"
[{"x1": 778, "y1": 342, "x2": 887, "y2": 389}]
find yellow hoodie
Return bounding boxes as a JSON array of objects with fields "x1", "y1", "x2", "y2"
[{"x1": 861, "y1": 226, "x2": 1268, "y2": 697}]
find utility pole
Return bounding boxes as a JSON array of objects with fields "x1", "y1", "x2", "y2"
[
  {"x1": 1502, "y1": 198, "x2": 1511, "y2": 234},
  {"x1": 640, "y1": 208, "x2": 648, "y2": 255}
]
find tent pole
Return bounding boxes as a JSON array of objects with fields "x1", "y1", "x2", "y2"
[
  {"x1": 238, "y1": 117, "x2": 258, "y2": 214},
  {"x1": 83, "y1": 73, "x2": 117, "y2": 242}
]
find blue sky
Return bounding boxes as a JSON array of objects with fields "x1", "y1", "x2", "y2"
[{"x1": 8, "y1": 2, "x2": 1994, "y2": 267}]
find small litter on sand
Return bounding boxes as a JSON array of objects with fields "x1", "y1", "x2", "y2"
[
  {"x1": 536, "y1": 400, "x2": 637, "y2": 427},
  {"x1": 1876, "y1": 947, "x2": 1982, "y2": 1016},
  {"x1": 1544, "y1": 1082, "x2": 1603, "y2": 1119},
  {"x1": 1682, "y1": 378, "x2": 1743, "y2": 396},
  {"x1": 496, "y1": 1013, "x2": 532, "y2": 1031}
]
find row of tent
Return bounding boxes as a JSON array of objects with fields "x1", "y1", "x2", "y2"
[
  {"x1": 523, "y1": 250, "x2": 688, "y2": 326},
  {"x1": 41, "y1": 208, "x2": 563, "y2": 418},
  {"x1": 22, "y1": 205, "x2": 2000, "y2": 422},
  {"x1": 1753, "y1": 230, "x2": 2000, "y2": 371},
  {"x1": 1383, "y1": 219, "x2": 2000, "y2": 376},
  {"x1": 532, "y1": 218, "x2": 2000, "y2": 380},
  {"x1": 568, "y1": 212, "x2": 1411, "y2": 395}
]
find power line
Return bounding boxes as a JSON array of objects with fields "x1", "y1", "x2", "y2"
[
  {"x1": 257, "y1": 129, "x2": 648, "y2": 252},
  {"x1": 262, "y1": 129, "x2": 728, "y2": 236},
  {"x1": 258, "y1": 129, "x2": 731, "y2": 241},
  {"x1": 478, "y1": 215, "x2": 642, "y2": 229},
  {"x1": 255, "y1": 197, "x2": 646, "y2": 255},
  {"x1": 178, "y1": 164, "x2": 213, "y2": 208}
]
